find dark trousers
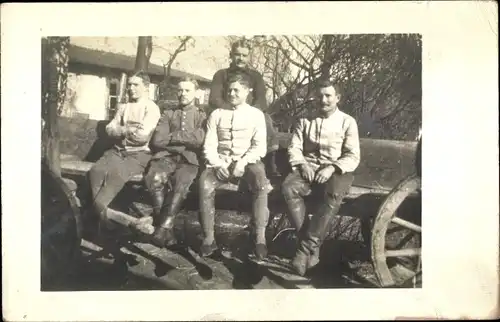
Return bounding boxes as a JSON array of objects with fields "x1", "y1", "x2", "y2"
[
  {"x1": 198, "y1": 161, "x2": 270, "y2": 243},
  {"x1": 144, "y1": 155, "x2": 199, "y2": 199},
  {"x1": 88, "y1": 148, "x2": 151, "y2": 218},
  {"x1": 143, "y1": 155, "x2": 199, "y2": 228},
  {"x1": 281, "y1": 169, "x2": 354, "y2": 236}
]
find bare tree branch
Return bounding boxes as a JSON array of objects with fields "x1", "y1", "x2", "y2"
[{"x1": 155, "y1": 36, "x2": 195, "y2": 102}]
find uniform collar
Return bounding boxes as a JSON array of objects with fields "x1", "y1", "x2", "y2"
[{"x1": 178, "y1": 103, "x2": 197, "y2": 111}]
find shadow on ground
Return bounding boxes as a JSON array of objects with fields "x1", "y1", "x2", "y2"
[
  {"x1": 42, "y1": 223, "x2": 379, "y2": 291},
  {"x1": 42, "y1": 183, "x2": 420, "y2": 291}
]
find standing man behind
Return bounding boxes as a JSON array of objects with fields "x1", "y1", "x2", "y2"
[
  {"x1": 281, "y1": 80, "x2": 361, "y2": 276},
  {"x1": 199, "y1": 72, "x2": 270, "y2": 260},
  {"x1": 209, "y1": 39, "x2": 280, "y2": 177},
  {"x1": 140, "y1": 77, "x2": 207, "y2": 248},
  {"x1": 88, "y1": 71, "x2": 161, "y2": 228}
]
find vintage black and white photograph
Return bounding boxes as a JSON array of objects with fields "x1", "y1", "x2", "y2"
[{"x1": 40, "y1": 34, "x2": 423, "y2": 292}]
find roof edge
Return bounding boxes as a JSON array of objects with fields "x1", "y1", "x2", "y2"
[{"x1": 41, "y1": 37, "x2": 212, "y2": 83}]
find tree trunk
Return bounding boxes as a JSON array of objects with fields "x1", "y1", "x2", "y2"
[
  {"x1": 42, "y1": 37, "x2": 70, "y2": 178},
  {"x1": 320, "y1": 34, "x2": 334, "y2": 81},
  {"x1": 134, "y1": 36, "x2": 153, "y2": 73}
]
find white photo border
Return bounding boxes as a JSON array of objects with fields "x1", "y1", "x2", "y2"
[{"x1": 1, "y1": 2, "x2": 498, "y2": 321}]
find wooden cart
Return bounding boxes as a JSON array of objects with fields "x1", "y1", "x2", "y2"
[
  {"x1": 370, "y1": 136, "x2": 422, "y2": 288},
  {"x1": 41, "y1": 139, "x2": 423, "y2": 289},
  {"x1": 41, "y1": 162, "x2": 82, "y2": 290},
  {"x1": 40, "y1": 37, "x2": 422, "y2": 289}
]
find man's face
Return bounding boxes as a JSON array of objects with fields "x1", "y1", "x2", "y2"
[
  {"x1": 317, "y1": 86, "x2": 340, "y2": 113},
  {"x1": 127, "y1": 76, "x2": 147, "y2": 101},
  {"x1": 227, "y1": 81, "x2": 251, "y2": 107},
  {"x1": 177, "y1": 81, "x2": 197, "y2": 106},
  {"x1": 230, "y1": 47, "x2": 250, "y2": 69}
]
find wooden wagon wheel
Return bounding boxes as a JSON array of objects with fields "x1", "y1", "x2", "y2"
[
  {"x1": 371, "y1": 172, "x2": 422, "y2": 287},
  {"x1": 41, "y1": 163, "x2": 82, "y2": 289}
]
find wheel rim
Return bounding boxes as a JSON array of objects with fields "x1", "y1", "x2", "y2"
[
  {"x1": 41, "y1": 165, "x2": 82, "y2": 289},
  {"x1": 371, "y1": 173, "x2": 421, "y2": 287}
]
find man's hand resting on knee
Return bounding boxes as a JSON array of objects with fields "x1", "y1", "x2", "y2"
[{"x1": 215, "y1": 166, "x2": 231, "y2": 182}]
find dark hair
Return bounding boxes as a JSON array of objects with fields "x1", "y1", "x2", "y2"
[
  {"x1": 230, "y1": 39, "x2": 251, "y2": 54},
  {"x1": 227, "y1": 71, "x2": 252, "y2": 89},
  {"x1": 316, "y1": 79, "x2": 342, "y2": 96},
  {"x1": 129, "y1": 70, "x2": 151, "y2": 86},
  {"x1": 178, "y1": 76, "x2": 199, "y2": 90}
]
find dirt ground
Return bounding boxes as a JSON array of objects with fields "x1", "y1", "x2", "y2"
[
  {"x1": 42, "y1": 177, "x2": 421, "y2": 291},
  {"x1": 44, "y1": 217, "x2": 393, "y2": 291}
]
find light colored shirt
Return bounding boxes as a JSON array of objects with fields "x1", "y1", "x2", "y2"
[
  {"x1": 204, "y1": 103, "x2": 267, "y2": 168},
  {"x1": 288, "y1": 108, "x2": 361, "y2": 174},
  {"x1": 106, "y1": 98, "x2": 161, "y2": 152}
]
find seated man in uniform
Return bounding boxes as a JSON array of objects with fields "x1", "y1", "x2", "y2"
[
  {"x1": 209, "y1": 39, "x2": 280, "y2": 178},
  {"x1": 140, "y1": 77, "x2": 207, "y2": 247},
  {"x1": 199, "y1": 72, "x2": 270, "y2": 260},
  {"x1": 281, "y1": 79, "x2": 361, "y2": 276},
  {"x1": 88, "y1": 71, "x2": 161, "y2": 228}
]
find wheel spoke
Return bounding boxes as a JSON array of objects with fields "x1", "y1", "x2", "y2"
[
  {"x1": 385, "y1": 248, "x2": 421, "y2": 257},
  {"x1": 391, "y1": 217, "x2": 421, "y2": 233},
  {"x1": 391, "y1": 230, "x2": 418, "y2": 250}
]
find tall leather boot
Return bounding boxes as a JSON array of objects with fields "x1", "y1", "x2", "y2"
[
  {"x1": 296, "y1": 220, "x2": 320, "y2": 270},
  {"x1": 290, "y1": 202, "x2": 340, "y2": 276},
  {"x1": 151, "y1": 191, "x2": 184, "y2": 248},
  {"x1": 285, "y1": 196, "x2": 317, "y2": 263},
  {"x1": 199, "y1": 187, "x2": 218, "y2": 257},
  {"x1": 150, "y1": 189, "x2": 165, "y2": 220},
  {"x1": 252, "y1": 191, "x2": 270, "y2": 261},
  {"x1": 284, "y1": 196, "x2": 307, "y2": 232},
  {"x1": 131, "y1": 188, "x2": 163, "y2": 234},
  {"x1": 266, "y1": 151, "x2": 280, "y2": 178},
  {"x1": 290, "y1": 236, "x2": 321, "y2": 276}
]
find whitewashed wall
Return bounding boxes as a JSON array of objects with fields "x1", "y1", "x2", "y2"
[{"x1": 61, "y1": 73, "x2": 109, "y2": 120}]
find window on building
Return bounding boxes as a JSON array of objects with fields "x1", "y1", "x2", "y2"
[
  {"x1": 108, "y1": 79, "x2": 119, "y2": 120},
  {"x1": 149, "y1": 83, "x2": 158, "y2": 101}
]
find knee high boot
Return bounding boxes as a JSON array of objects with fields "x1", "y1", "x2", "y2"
[
  {"x1": 198, "y1": 187, "x2": 218, "y2": 257},
  {"x1": 284, "y1": 196, "x2": 307, "y2": 232},
  {"x1": 284, "y1": 195, "x2": 320, "y2": 269},
  {"x1": 296, "y1": 219, "x2": 320, "y2": 270},
  {"x1": 290, "y1": 202, "x2": 340, "y2": 276},
  {"x1": 266, "y1": 151, "x2": 280, "y2": 177},
  {"x1": 252, "y1": 191, "x2": 270, "y2": 260},
  {"x1": 151, "y1": 190, "x2": 184, "y2": 247},
  {"x1": 150, "y1": 189, "x2": 165, "y2": 220}
]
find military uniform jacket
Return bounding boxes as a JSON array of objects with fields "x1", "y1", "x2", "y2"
[{"x1": 149, "y1": 104, "x2": 207, "y2": 166}]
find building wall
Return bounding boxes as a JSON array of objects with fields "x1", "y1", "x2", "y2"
[
  {"x1": 61, "y1": 72, "x2": 109, "y2": 120},
  {"x1": 60, "y1": 63, "x2": 211, "y2": 120},
  {"x1": 61, "y1": 64, "x2": 162, "y2": 121}
]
